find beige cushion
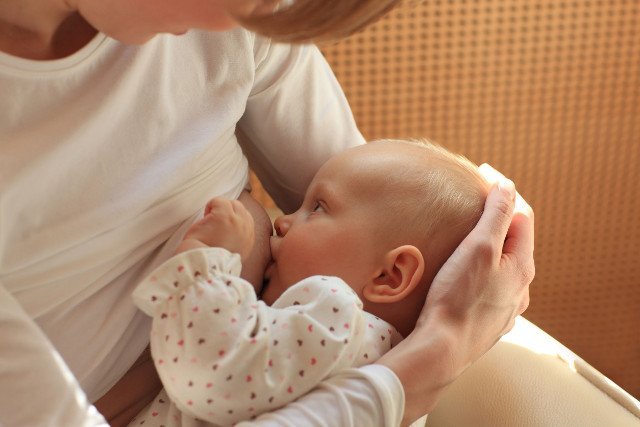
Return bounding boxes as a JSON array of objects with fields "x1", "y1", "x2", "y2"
[{"x1": 425, "y1": 317, "x2": 640, "y2": 427}]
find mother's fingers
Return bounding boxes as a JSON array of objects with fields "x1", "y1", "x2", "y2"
[
  {"x1": 478, "y1": 164, "x2": 534, "y2": 250},
  {"x1": 469, "y1": 179, "x2": 516, "y2": 265},
  {"x1": 480, "y1": 163, "x2": 535, "y2": 279},
  {"x1": 503, "y1": 203, "x2": 535, "y2": 261},
  {"x1": 478, "y1": 163, "x2": 509, "y2": 186},
  {"x1": 498, "y1": 176, "x2": 535, "y2": 291}
]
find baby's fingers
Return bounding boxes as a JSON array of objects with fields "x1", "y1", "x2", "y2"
[{"x1": 205, "y1": 198, "x2": 232, "y2": 216}]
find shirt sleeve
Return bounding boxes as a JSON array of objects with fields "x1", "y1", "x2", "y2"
[
  {"x1": 0, "y1": 284, "x2": 108, "y2": 427},
  {"x1": 237, "y1": 364, "x2": 405, "y2": 427},
  {"x1": 237, "y1": 37, "x2": 366, "y2": 213},
  {"x1": 132, "y1": 247, "x2": 384, "y2": 426}
]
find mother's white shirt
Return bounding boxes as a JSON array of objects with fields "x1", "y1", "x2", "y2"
[{"x1": 0, "y1": 27, "x2": 371, "y2": 410}]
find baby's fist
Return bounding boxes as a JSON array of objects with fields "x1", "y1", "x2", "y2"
[{"x1": 178, "y1": 198, "x2": 255, "y2": 261}]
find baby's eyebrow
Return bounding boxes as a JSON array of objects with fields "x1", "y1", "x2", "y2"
[
  {"x1": 312, "y1": 181, "x2": 330, "y2": 196},
  {"x1": 313, "y1": 181, "x2": 332, "y2": 198},
  {"x1": 313, "y1": 181, "x2": 342, "y2": 208}
]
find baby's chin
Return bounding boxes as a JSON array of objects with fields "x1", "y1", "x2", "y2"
[
  {"x1": 259, "y1": 279, "x2": 276, "y2": 306},
  {"x1": 260, "y1": 274, "x2": 289, "y2": 306}
]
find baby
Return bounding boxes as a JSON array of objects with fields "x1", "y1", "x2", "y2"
[{"x1": 130, "y1": 139, "x2": 489, "y2": 426}]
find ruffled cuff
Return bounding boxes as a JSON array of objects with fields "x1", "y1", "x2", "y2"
[{"x1": 132, "y1": 247, "x2": 242, "y2": 316}]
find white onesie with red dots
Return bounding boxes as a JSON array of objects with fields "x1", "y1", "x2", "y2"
[{"x1": 130, "y1": 247, "x2": 401, "y2": 427}]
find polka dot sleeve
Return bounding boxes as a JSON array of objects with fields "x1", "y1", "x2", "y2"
[
  {"x1": 131, "y1": 249, "x2": 379, "y2": 426},
  {"x1": 132, "y1": 247, "x2": 245, "y2": 317}
]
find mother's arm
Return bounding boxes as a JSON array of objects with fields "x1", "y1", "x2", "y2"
[
  {"x1": 378, "y1": 172, "x2": 534, "y2": 425},
  {"x1": 0, "y1": 284, "x2": 109, "y2": 426}
]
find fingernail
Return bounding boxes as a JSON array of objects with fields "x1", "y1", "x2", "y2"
[{"x1": 498, "y1": 178, "x2": 516, "y2": 201}]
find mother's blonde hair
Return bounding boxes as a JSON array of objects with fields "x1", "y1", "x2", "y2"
[{"x1": 238, "y1": 0, "x2": 401, "y2": 43}]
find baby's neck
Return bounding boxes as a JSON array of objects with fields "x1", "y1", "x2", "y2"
[{"x1": 365, "y1": 298, "x2": 422, "y2": 338}]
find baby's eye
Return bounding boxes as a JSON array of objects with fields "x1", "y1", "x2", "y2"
[{"x1": 312, "y1": 201, "x2": 325, "y2": 213}]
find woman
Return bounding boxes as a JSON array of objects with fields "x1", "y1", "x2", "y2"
[{"x1": 0, "y1": 0, "x2": 534, "y2": 425}]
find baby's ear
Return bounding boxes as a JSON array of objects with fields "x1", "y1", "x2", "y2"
[{"x1": 363, "y1": 245, "x2": 425, "y2": 303}]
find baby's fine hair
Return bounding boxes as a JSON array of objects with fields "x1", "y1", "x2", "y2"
[{"x1": 371, "y1": 138, "x2": 490, "y2": 268}]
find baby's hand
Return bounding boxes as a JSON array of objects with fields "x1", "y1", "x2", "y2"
[{"x1": 176, "y1": 198, "x2": 255, "y2": 261}]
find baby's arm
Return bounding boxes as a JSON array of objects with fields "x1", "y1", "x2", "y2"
[{"x1": 132, "y1": 249, "x2": 378, "y2": 426}]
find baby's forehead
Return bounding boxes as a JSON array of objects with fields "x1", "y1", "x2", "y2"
[
  {"x1": 321, "y1": 153, "x2": 400, "y2": 187},
  {"x1": 349, "y1": 140, "x2": 423, "y2": 158},
  {"x1": 336, "y1": 142, "x2": 425, "y2": 172},
  {"x1": 317, "y1": 147, "x2": 424, "y2": 201}
]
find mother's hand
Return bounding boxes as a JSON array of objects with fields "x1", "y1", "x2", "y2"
[
  {"x1": 377, "y1": 166, "x2": 534, "y2": 425},
  {"x1": 425, "y1": 165, "x2": 534, "y2": 360}
]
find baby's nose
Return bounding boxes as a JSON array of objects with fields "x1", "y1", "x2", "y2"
[{"x1": 273, "y1": 215, "x2": 290, "y2": 237}]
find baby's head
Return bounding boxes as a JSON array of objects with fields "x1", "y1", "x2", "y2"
[{"x1": 262, "y1": 139, "x2": 489, "y2": 336}]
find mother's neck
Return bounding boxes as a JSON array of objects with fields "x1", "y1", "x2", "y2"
[{"x1": 0, "y1": 0, "x2": 97, "y2": 60}]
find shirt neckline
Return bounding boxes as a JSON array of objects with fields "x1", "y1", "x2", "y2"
[{"x1": 0, "y1": 32, "x2": 109, "y2": 74}]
